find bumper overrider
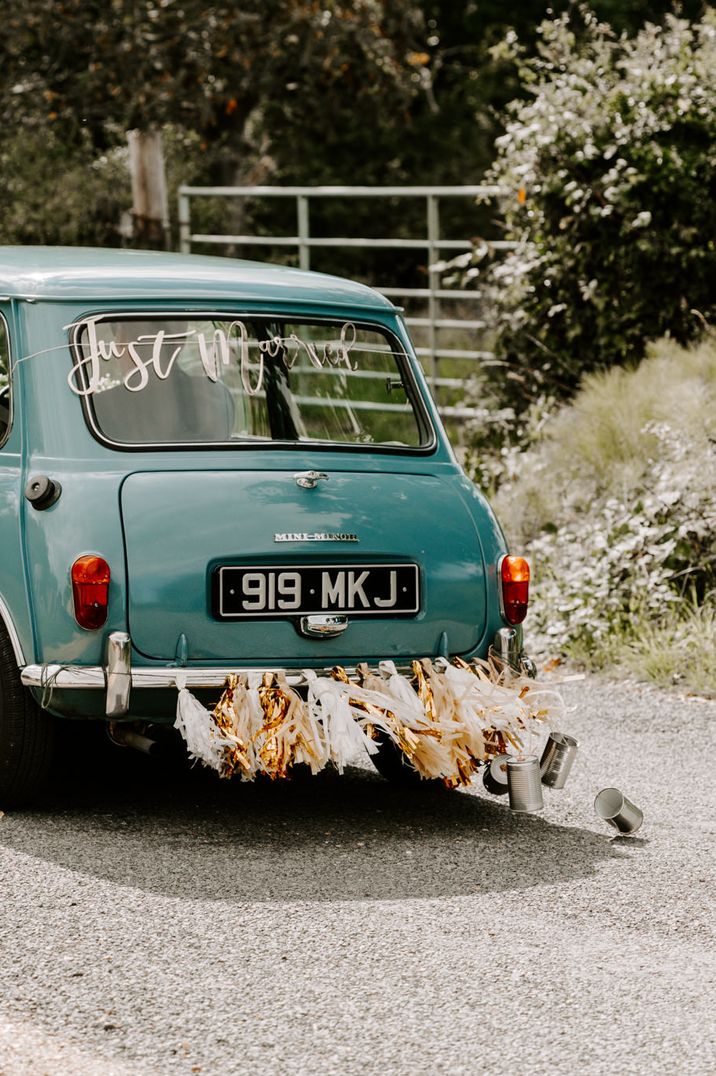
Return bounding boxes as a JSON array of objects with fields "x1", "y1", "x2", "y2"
[{"x1": 20, "y1": 628, "x2": 536, "y2": 718}]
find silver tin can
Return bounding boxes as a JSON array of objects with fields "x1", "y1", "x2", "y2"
[
  {"x1": 507, "y1": 754, "x2": 544, "y2": 813},
  {"x1": 540, "y1": 731, "x2": 579, "y2": 789},
  {"x1": 594, "y1": 787, "x2": 644, "y2": 834},
  {"x1": 482, "y1": 754, "x2": 510, "y2": 796}
]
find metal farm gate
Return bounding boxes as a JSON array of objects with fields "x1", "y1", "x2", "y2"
[{"x1": 177, "y1": 185, "x2": 513, "y2": 422}]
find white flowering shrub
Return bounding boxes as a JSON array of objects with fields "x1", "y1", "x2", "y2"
[
  {"x1": 479, "y1": 8, "x2": 716, "y2": 406},
  {"x1": 528, "y1": 432, "x2": 715, "y2": 651},
  {"x1": 462, "y1": 392, "x2": 557, "y2": 498},
  {"x1": 494, "y1": 337, "x2": 716, "y2": 677}
]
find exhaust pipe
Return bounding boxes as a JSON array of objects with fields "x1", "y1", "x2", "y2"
[{"x1": 107, "y1": 722, "x2": 160, "y2": 757}]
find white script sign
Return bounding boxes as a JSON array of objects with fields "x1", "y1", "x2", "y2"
[{"x1": 67, "y1": 317, "x2": 358, "y2": 397}]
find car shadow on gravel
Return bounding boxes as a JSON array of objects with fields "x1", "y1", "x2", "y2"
[{"x1": 0, "y1": 735, "x2": 616, "y2": 903}]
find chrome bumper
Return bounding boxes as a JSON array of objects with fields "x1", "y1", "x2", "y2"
[
  {"x1": 20, "y1": 630, "x2": 314, "y2": 718},
  {"x1": 21, "y1": 628, "x2": 535, "y2": 719}
]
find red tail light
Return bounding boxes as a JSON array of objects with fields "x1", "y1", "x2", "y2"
[
  {"x1": 71, "y1": 555, "x2": 110, "y2": 630},
  {"x1": 501, "y1": 555, "x2": 530, "y2": 625}
]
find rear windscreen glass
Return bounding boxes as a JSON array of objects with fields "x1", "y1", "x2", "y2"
[{"x1": 72, "y1": 314, "x2": 429, "y2": 449}]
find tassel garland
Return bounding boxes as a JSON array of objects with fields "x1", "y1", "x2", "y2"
[{"x1": 174, "y1": 657, "x2": 563, "y2": 787}]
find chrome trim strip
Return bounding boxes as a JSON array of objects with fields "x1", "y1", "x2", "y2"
[
  {"x1": 20, "y1": 661, "x2": 413, "y2": 691},
  {"x1": 496, "y1": 553, "x2": 507, "y2": 623},
  {"x1": 0, "y1": 595, "x2": 26, "y2": 666},
  {"x1": 22, "y1": 665, "x2": 107, "y2": 689}
]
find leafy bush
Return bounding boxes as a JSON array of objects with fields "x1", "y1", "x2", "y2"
[
  {"x1": 493, "y1": 336, "x2": 716, "y2": 688},
  {"x1": 0, "y1": 128, "x2": 130, "y2": 247},
  {"x1": 480, "y1": 8, "x2": 716, "y2": 406},
  {"x1": 0, "y1": 123, "x2": 214, "y2": 248}
]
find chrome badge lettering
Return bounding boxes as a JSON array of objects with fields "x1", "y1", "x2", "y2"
[{"x1": 274, "y1": 532, "x2": 360, "y2": 543}]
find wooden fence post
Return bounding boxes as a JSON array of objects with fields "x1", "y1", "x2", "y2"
[{"x1": 127, "y1": 128, "x2": 169, "y2": 249}]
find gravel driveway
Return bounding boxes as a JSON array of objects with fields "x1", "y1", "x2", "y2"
[{"x1": 0, "y1": 677, "x2": 714, "y2": 1075}]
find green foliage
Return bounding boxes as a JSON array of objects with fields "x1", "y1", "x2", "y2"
[
  {"x1": 618, "y1": 597, "x2": 716, "y2": 694},
  {"x1": 0, "y1": 1, "x2": 432, "y2": 248},
  {"x1": 409, "y1": 1, "x2": 698, "y2": 187},
  {"x1": 480, "y1": 7, "x2": 716, "y2": 405},
  {"x1": 0, "y1": 128, "x2": 130, "y2": 246},
  {"x1": 492, "y1": 336, "x2": 716, "y2": 689},
  {"x1": 0, "y1": 123, "x2": 205, "y2": 248},
  {"x1": 1, "y1": 2, "x2": 696, "y2": 251},
  {"x1": 1, "y1": 2, "x2": 423, "y2": 173}
]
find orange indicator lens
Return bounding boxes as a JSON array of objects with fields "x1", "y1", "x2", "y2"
[{"x1": 501, "y1": 555, "x2": 530, "y2": 625}]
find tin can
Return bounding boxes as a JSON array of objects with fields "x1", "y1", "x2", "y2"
[
  {"x1": 540, "y1": 731, "x2": 579, "y2": 789},
  {"x1": 507, "y1": 754, "x2": 544, "y2": 813},
  {"x1": 482, "y1": 754, "x2": 510, "y2": 796},
  {"x1": 594, "y1": 787, "x2": 643, "y2": 834}
]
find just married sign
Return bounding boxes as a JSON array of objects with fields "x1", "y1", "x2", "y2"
[{"x1": 67, "y1": 316, "x2": 359, "y2": 397}]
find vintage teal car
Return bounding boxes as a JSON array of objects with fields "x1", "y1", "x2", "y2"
[{"x1": 0, "y1": 246, "x2": 531, "y2": 804}]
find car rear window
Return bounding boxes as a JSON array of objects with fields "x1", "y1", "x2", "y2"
[{"x1": 71, "y1": 313, "x2": 430, "y2": 450}]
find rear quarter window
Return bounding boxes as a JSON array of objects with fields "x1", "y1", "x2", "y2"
[{"x1": 0, "y1": 316, "x2": 10, "y2": 446}]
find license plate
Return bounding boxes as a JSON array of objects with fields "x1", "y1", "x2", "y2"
[{"x1": 213, "y1": 563, "x2": 419, "y2": 619}]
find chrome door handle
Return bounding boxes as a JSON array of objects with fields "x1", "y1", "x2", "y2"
[
  {"x1": 294, "y1": 470, "x2": 329, "y2": 489},
  {"x1": 299, "y1": 615, "x2": 348, "y2": 638}
]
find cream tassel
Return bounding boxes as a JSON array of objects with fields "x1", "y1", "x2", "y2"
[{"x1": 304, "y1": 669, "x2": 378, "y2": 772}]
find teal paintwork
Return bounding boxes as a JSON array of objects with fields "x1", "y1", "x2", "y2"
[
  {"x1": 0, "y1": 247, "x2": 511, "y2": 722},
  {"x1": 121, "y1": 469, "x2": 487, "y2": 663}
]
